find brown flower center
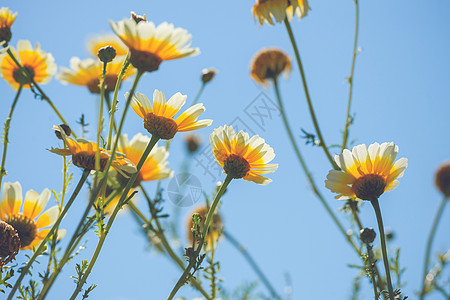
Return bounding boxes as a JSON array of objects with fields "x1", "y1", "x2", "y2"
[
  {"x1": 87, "y1": 74, "x2": 120, "y2": 94},
  {"x1": 129, "y1": 49, "x2": 162, "y2": 73},
  {"x1": 0, "y1": 27, "x2": 12, "y2": 44},
  {"x1": 117, "y1": 171, "x2": 142, "y2": 188},
  {"x1": 144, "y1": 113, "x2": 178, "y2": 140},
  {"x1": 223, "y1": 154, "x2": 251, "y2": 179},
  {"x1": 72, "y1": 151, "x2": 109, "y2": 171},
  {"x1": 12, "y1": 65, "x2": 35, "y2": 85},
  {"x1": 0, "y1": 220, "x2": 20, "y2": 265},
  {"x1": 435, "y1": 163, "x2": 450, "y2": 197},
  {"x1": 352, "y1": 174, "x2": 386, "y2": 200},
  {"x1": 5, "y1": 215, "x2": 37, "y2": 248}
]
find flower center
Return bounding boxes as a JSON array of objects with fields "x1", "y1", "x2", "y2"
[
  {"x1": 0, "y1": 220, "x2": 20, "y2": 265},
  {"x1": 5, "y1": 215, "x2": 37, "y2": 248},
  {"x1": 223, "y1": 154, "x2": 251, "y2": 179},
  {"x1": 12, "y1": 65, "x2": 35, "y2": 85},
  {"x1": 117, "y1": 171, "x2": 142, "y2": 188},
  {"x1": 72, "y1": 151, "x2": 109, "y2": 171},
  {"x1": 129, "y1": 49, "x2": 162, "y2": 73},
  {"x1": 144, "y1": 113, "x2": 178, "y2": 140},
  {"x1": 0, "y1": 27, "x2": 12, "y2": 44},
  {"x1": 352, "y1": 174, "x2": 386, "y2": 200},
  {"x1": 87, "y1": 75, "x2": 119, "y2": 94}
]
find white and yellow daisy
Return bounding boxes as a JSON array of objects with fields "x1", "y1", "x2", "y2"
[
  {"x1": 87, "y1": 33, "x2": 128, "y2": 57},
  {"x1": 110, "y1": 17, "x2": 200, "y2": 72},
  {"x1": 210, "y1": 125, "x2": 278, "y2": 185},
  {"x1": 0, "y1": 7, "x2": 17, "y2": 44},
  {"x1": 129, "y1": 90, "x2": 212, "y2": 140},
  {"x1": 0, "y1": 182, "x2": 65, "y2": 250},
  {"x1": 325, "y1": 142, "x2": 408, "y2": 200},
  {"x1": 252, "y1": 0, "x2": 310, "y2": 26},
  {"x1": 0, "y1": 40, "x2": 56, "y2": 90}
]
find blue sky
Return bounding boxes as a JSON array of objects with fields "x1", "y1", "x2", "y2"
[{"x1": 1, "y1": 0, "x2": 449, "y2": 299}]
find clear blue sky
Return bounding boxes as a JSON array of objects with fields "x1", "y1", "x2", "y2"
[{"x1": 1, "y1": 0, "x2": 449, "y2": 299}]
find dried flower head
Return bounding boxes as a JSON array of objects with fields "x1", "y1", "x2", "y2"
[
  {"x1": 110, "y1": 17, "x2": 200, "y2": 72},
  {"x1": 0, "y1": 182, "x2": 65, "y2": 250},
  {"x1": 0, "y1": 7, "x2": 17, "y2": 44},
  {"x1": 252, "y1": 0, "x2": 310, "y2": 26},
  {"x1": 0, "y1": 219, "x2": 19, "y2": 267},
  {"x1": 360, "y1": 227, "x2": 376, "y2": 244},
  {"x1": 251, "y1": 48, "x2": 291, "y2": 86},
  {"x1": 185, "y1": 134, "x2": 201, "y2": 154},
  {"x1": 210, "y1": 125, "x2": 278, "y2": 185},
  {"x1": 435, "y1": 162, "x2": 450, "y2": 197},
  {"x1": 0, "y1": 40, "x2": 56, "y2": 90},
  {"x1": 325, "y1": 142, "x2": 408, "y2": 200},
  {"x1": 129, "y1": 90, "x2": 212, "y2": 140},
  {"x1": 201, "y1": 68, "x2": 216, "y2": 84},
  {"x1": 97, "y1": 46, "x2": 116, "y2": 64},
  {"x1": 54, "y1": 124, "x2": 71, "y2": 140}
]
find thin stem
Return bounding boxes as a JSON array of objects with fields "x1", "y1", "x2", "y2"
[
  {"x1": 273, "y1": 79, "x2": 359, "y2": 254},
  {"x1": 371, "y1": 199, "x2": 395, "y2": 300},
  {"x1": 95, "y1": 63, "x2": 107, "y2": 171},
  {"x1": 223, "y1": 230, "x2": 281, "y2": 299},
  {"x1": 419, "y1": 196, "x2": 447, "y2": 300},
  {"x1": 5, "y1": 48, "x2": 76, "y2": 139},
  {"x1": 7, "y1": 169, "x2": 90, "y2": 300},
  {"x1": 283, "y1": 19, "x2": 339, "y2": 170},
  {"x1": 367, "y1": 244, "x2": 379, "y2": 300},
  {"x1": 341, "y1": 0, "x2": 360, "y2": 151},
  {"x1": 104, "y1": 92, "x2": 118, "y2": 135},
  {"x1": 191, "y1": 82, "x2": 205, "y2": 106},
  {"x1": 167, "y1": 176, "x2": 232, "y2": 300},
  {"x1": 69, "y1": 136, "x2": 159, "y2": 300},
  {"x1": 0, "y1": 84, "x2": 23, "y2": 189}
]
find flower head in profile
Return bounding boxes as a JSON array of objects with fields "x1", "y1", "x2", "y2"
[
  {"x1": 325, "y1": 142, "x2": 408, "y2": 200},
  {"x1": 0, "y1": 7, "x2": 17, "y2": 44},
  {"x1": 0, "y1": 182, "x2": 65, "y2": 250},
  {"x1": 252, "y1": 0, "x2": 310, "y2": 26},
  {"x1": 116, "y1": 133, "x2": 173, "y2": 187},
  {"x1": 0, "y1": 40, "x2": 56, "y2": 90},
  {"x1": 110, "y1": 16, "x2": 200, "y2": 72},
  {"x1": 187, "y1": 205, "x2": 222, "y2": 250},
  {"x1": 435, "y1": 162, "x2": 450, "y2": 198},
  {"x1": 57, "y1": 56, "x2": 135, "y2": 94},
  {"x1": 129, "y1": 90, "x2": 212, "y2": 140},
  {"x1": 49, "y1": 125, "x2": 137, "y2": 176},
  {"x1": 210, "y1": 125, "x2": 278, "y2": 185},
  {"x1": 251, "y1": 48, "x2": 291, "y2": 86},
  {"x1": 87, "y1": 33, "x2": 128, "y2": 57}
]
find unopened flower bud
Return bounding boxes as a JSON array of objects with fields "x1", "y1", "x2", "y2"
[
  {"x1": 0, "y1": 220, "x2": 20, "y2": 267},
  {"x1": 185, "y1": 134, "x2": 200, "y2": 153},
  {"x1": 54, "y1": 124, "x2": 72, "y2": 139},
  {"x1": 435, "y1": 162, "x2": 450, "y2": 197},
  {"x1": 360, "y1": 227, "x2": 376, "y2": 244},
  {"x1": 201, "y1": 68, "x2": 216, "y2": 84},
  {"x1": 97, "y1": 46, "x2": 116, "y2": 64}
]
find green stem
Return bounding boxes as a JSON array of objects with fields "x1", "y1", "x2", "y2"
[
  {"x1": 5, "y1": 48, "x2": 76, "y2": 139},
  {"x1": 167, "y1": 176, "x2": 232, "y2": 300},
  {"x1": 419, "y1": 196, "x2": 447, "y2": 300},
  {"x1": 283, "y1": 19, "x2": 339, "y2": 170},
  {"x1": 104, "y1": 92, "x2": 118, "y2": 135},
  {"x1": 273, "y1": 79, "x2": 359, "y2": 254},
  {"x1": 69, "y1": 136, "x2": 159, "y2": 300},
  {"x1": 371, "y1": 199, "x2": 395, "y2": 300},
  {"x1": 367, "y1": 244, "x2": 379, "y2": 300},
  {"x1": 223, "y1": 230, "x2": 281, "y2": 299},
  {"x1": 138, "y1": 185, "x2": 211, "y2": 299},
  {"x1": 191, "y1": 82, "x2": 205, "y2": 106},
  {"x1": 95, "y1": 63, "x2": 107, "y2": 171},
  {"x1": 341, "y1": 0, "x2": 360, "y2": 151},
  {"x1": 7, "y1": 169, "x2": 89, "y2": 300},
  {"x1": 0, "y1": 84, "x2": 23, "y2": 189}
]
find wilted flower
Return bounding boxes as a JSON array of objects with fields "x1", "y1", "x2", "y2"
[
  {"x1": 252, "y1": 0, "x2": 310, "y2": 26},
  {"x1": 0, "y1": 40, "x2": 56, "y2": 90},
  {"x1": 251, "y1": 48, "x2": 291, "y2": 86},
  {"x1": 325, "y1": 142, "x2": 408, "y2": 200},
  {"x1": 129, "y1": 90, "x2": 212, "y2": 140},
  {"x1": 210, "y1": 125, "x2": 278, "y2": 185}
]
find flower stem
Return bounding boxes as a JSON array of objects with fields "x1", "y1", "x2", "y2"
[
  {"x1": 95, "y1": 63, "x2": 107, "y2": 171},
  {"x1": 0, "y1": 84, "x2": 23, "y2": 189},
  {"x1": 5, "y1": 48, "x2": 76, "y2": 138},
  {"x1": 191, "y1": 82, "x2": 205, "y2": 106},
  {"x1": 69, "y1": 136, "x2": 159, "y2": 300},
  {"x1": 419, "y1": 196, "x2": 447, "y2": 300},
  {"x1": 273, "y1": 79, "x2": 359, "y2": 254},
  {"x1": 7, "y1": 169, "x2": 90, "y2": 300},
  {"x1": 341, "y1": 0, "x2": 360, "y2": 151},
  {"x1": 223, "y1": 230, "x2": 281, "y2": 299},
  {"x1": 366, "y1": 244, "x2": 379, "y2": 300},
  {"x1": 371, "y1": 199, "x2": 395, "y2": 300},
  {"x1": 283, "y1": 19, "x2": 339, "y2": 170},
  {"x1": 167, "y1": 175, "x2": 232, "y2": 300}
]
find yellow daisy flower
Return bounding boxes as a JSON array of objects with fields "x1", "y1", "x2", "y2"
[
  {"x1": 0, "y1": 7, "x2": 17, "y2": 44},
  {"x1": 210, "y1": 125, "x2": 278, "y2": 185},
  {"x1": 252, "y1": 0, "x2": 310, "y2": 26},
  {"x1": 250, "y1": 48, "x2": 291, "y2": 86},
  {"x1": 110, "y1": 17, "x2": 200, "y2": 72},
  {"x1": 187, "y1": 205, "x2": 223, "y2": 250},
  {"x1": 325, "y1": 142, "x2": 408, "y2": 200},
  {"x1": 49, "y1": 125, "x2": 137, "y2": 176},
  {"x1": 87, "y1": 33, "x2": 128, "y2": 57},
  {"x1": 0, "y1": 40, "x2": 56, "y2": 90},
  {"x1": 57, "y1": 56, "x2": 135, "y2": 94},
  {"x1": 117, "y1": 133, "x2": 174, "y2": 186},
  {"x1": 0, "y1": 182, "x2": 65, "y2": 250},
  {"x1": 129, "y1": 90, "x2": 213, "y2": 140}
]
